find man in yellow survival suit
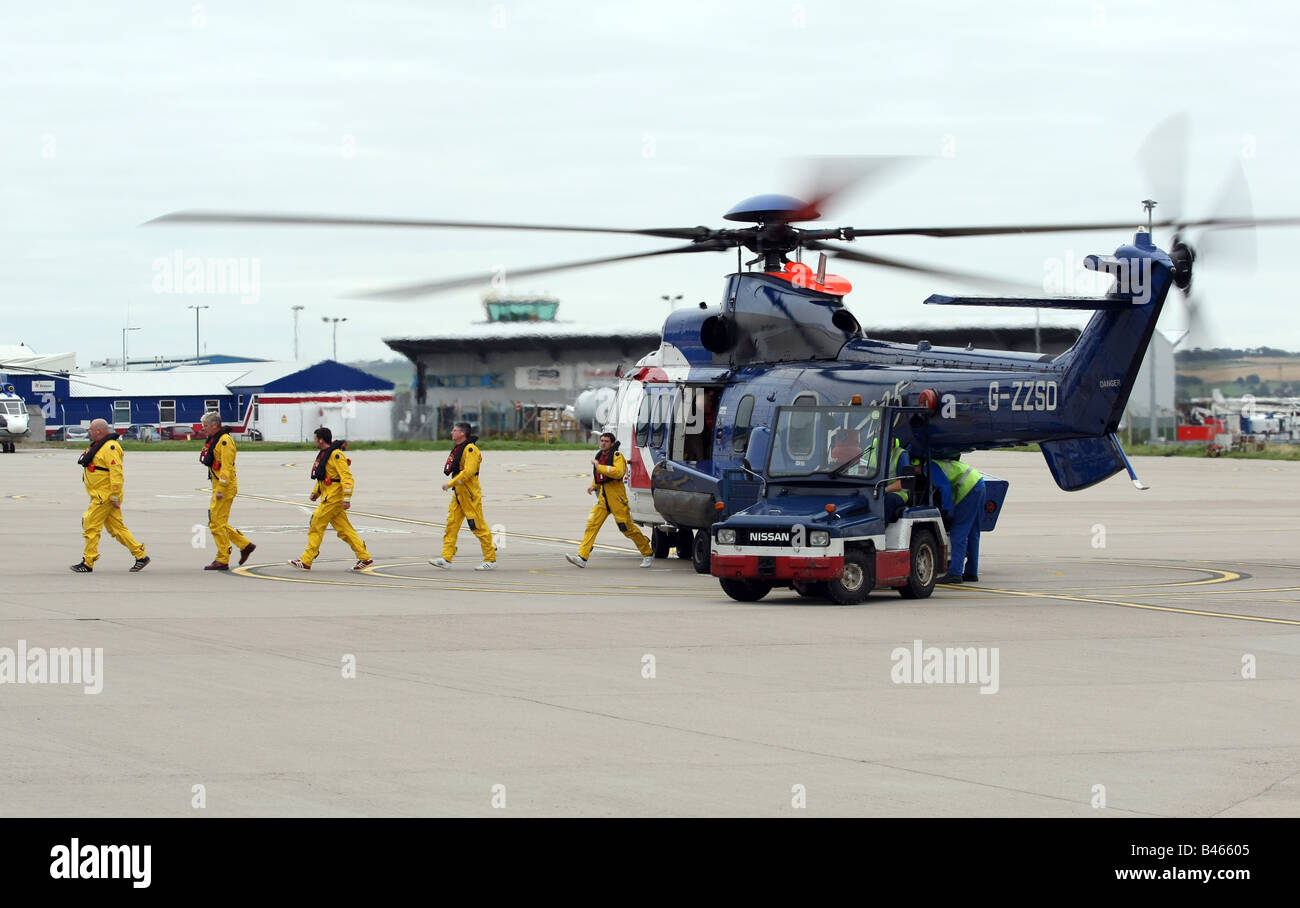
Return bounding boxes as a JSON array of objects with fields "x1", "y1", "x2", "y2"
[
  {"x1": 70, "y1": 418, "x2": 149, "y2": 572},
  {"x1": 565, "y1": 432, "x2": 654, "y2": 569},
  {"x1": 199, "y1": 411, "x2": 255, "y2": 571},
  {"x1": 289, "y1": 426, "x2": 373, "y2": 571},
  {"x1": 429, "y1": 422, "x2": 497, "y2": 571}
]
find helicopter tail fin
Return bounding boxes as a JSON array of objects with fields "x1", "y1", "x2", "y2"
[{"x1": 1051, "y1": 233, "x2": 1177, "y2": 436}]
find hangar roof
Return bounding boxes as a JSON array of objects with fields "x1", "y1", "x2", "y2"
[
  {"x1": 68, "y1": 360, "x2": 393, "y2": 397},
  {"x1": 385, "y1": 323, "x2": 661, "y2": 358},
  {"x1": 70, "y1": 370, "x2": 250, "y2": 398}
]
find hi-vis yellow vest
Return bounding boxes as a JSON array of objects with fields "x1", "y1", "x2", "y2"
[{"x1": 939, "y1": 460, "x2": 983, "y2": 505}]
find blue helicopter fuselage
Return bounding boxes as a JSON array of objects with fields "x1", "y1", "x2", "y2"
[{"x1": 616, "y1": 231, "x2": 1173, "y2": 531}]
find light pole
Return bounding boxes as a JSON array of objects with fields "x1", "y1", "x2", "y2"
[
  {"x1": 188, "y1": 304, "x2": 209, "y2": 364},
  {"x1": 322, "y1": 317, "x2": 347, "y2": 361},
  {"x1": 121, "y1": 326, "x2": 140, "y2": 372},
  {"x1": 661, "y1": 293, "x2": 683, "y2": 312},
  {"x1": 291, "y1": 305, "x2": 305, "y2": 360}
]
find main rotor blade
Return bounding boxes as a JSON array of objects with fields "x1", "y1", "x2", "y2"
[
  {"x1": 826, "y1": 213, "x2": 1300, "y2": 240},
  {"x1": 351, "y1": 241, "x2": 728, "y2": 300},
  {"x1": 0, "y1": 364, "x2": 122, "y2": 391},
  {"x1": 0, "y1": 363, "x2": 71, "y2": 379},
  {"x1": 806, "y1": 240, "x2": 1039, "y2": 292},
  {"x1": 147, "y1": 210, "x2": 714, "y2": 241},
  {"x1": 830, "y1": 220, "x2": 1174, "y2": 239}
]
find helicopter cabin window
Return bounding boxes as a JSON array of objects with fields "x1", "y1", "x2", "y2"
[
  {"x1": 650, "y1": 392, "x2": 669, "y2": 449},
  {"x1": 158, "y1": 400, "x2": 176, "y2": 424},
  {"x1": 635, "y1": 395, "x2": 651, "y2": 447},
  {"x1": 112, "y1": 400, "x2": 131, "y2": 425},
  {"x1": 785, "y1": 394, "x2": 818, "y2": 460},
  {"x1": 732, "y1": 395, "x2": 755, "y2": 453}
]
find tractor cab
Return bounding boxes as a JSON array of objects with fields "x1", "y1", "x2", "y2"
[{"x1": 710, "y1": 403, "x2": 957, "y2": 604}]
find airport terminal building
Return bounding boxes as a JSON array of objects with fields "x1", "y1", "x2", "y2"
[{"x1": 384, "y1": 297, "x2": 660, "y2": 439}]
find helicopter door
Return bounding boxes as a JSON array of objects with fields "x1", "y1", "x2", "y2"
[
  {"x1": 627, "y1": 386, "x2": 667, "y2": 525},
  {"x1": 672, "y1": 385, "x2": 721, "y2": 464},
  {"x1": 720, "y1": 393, "x2": 762, "y2": 516}
]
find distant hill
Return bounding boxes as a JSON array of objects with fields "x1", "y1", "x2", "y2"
[
  {"x1": 1176, "y1": 348, "x2": 1300, "y2": 398},
  {"x1": 350, "y1": 358, "x2": 414, "y2": 387}
]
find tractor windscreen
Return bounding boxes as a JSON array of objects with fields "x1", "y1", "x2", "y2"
[{"x1": 767, "y1": 405, "x2": 883, "y2": 479}]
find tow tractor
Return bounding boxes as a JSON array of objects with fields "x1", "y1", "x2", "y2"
[{"x1": 709, "y1": 402, "x2": 1007, "y2": 604}]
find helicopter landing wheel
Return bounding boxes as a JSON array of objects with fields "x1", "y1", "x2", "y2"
[
  {"x1": 691, "y1": 529, "x2": 711, "y2": 574},
  {"x1": 675, "y1": 527, "x2": 693, "y2": 560},
  {"x1": 650, "y1": 526, "x2": 673, "y2": 559}
]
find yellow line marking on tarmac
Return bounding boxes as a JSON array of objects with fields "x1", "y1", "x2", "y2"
[
  {"x1": 955, "y1": 583, "x2": 1300, "y2": 627},
  {"x1": 241, "y1": 493, "x2": 630, "y2": 552},
  {"x1": 232, "y1": 563, "x2": 428, "y2": 588},
  {"x1": 1016, "y1": 562, "x2": 1242, "y2": 593},
  {"x1": 1136, "y1": 587, "x2": 1300, "y2": 598},
  {"x1": 368, "y1": 561, "x2": 689, "y2": 591},
  {"x1": 233, "y1": 561, "x2": 686, "y2": 596}
]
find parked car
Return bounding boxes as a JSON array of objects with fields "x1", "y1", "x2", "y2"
[
  {"x1": 119, "y1": 424, "x2": 158, "y2": 442},
  {"x1": 159, "y1": 424, "x2": 203, "y2": 440},
  {"x1": 64, "y1": 425, "x2": 89, "y2": 442}
]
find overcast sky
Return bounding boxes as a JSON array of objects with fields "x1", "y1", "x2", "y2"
[{"x1": 4, "y1": 0, "x2": 1299, "y2": 367}]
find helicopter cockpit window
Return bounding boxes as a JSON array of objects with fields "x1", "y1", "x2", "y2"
[
  {"x1": 635, "y1": 394, "x2": 651, "y2": 447},
  {"x1": 732, "y1": 395, "x2": 754, "y2": 453},
  {"x1": 1, "y1": 400, "x2": 23, "y2": 416},
  {"x1": 650, "y1": 393, "x2": 668, "y2": 448},
  {"x1": 768, "y1": 405, "x2": 883, "y2": 479}
]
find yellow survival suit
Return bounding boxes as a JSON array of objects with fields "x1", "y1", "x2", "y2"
[
  {"x1": 578, "y1": 442, "x2": 652, "y2": 561},
  {"x1": 300, "y1": 442, "x2": 370, "y2": 567},
  {"x1": 201, "y1": 428, "x2": 251, "y2": 566},
  {"x1": 440, "y1": 436, "x2": 497, "y2": 563},
  {"x1": 79, "y1": 434, "x2": 147, "y2": 567}
]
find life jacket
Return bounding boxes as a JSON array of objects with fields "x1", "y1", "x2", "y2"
[
  {"x1": 444, "y1": 436, "x2": 478, "y2": 477},
  {"x1": 199, "y1": 427, "x2": 232, "y2": 470},
  {"x1": 593, "y1": 440, "x2": 620, "y2": 485},
  {"x1": 77, "y1": 433, "x2": 118, "y2": 472},
  {"x1": 311, "y1": 441, "x2": 347, "y2": 480}
]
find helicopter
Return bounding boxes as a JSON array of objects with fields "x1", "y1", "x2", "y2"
[{"x1": 148, "y1": 174, "x2": 1300, "y2": 572}]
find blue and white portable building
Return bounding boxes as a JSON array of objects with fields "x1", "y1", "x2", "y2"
[{"x1": 4, "y1": 359, "x2": 396, "y2": 442}]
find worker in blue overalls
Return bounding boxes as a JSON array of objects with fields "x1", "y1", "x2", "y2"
[{"x1": 935, "y1": 458, "x2": 986, "y2": 584}]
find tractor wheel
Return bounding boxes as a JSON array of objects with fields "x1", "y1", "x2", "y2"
[
  {"x1": 825, "y1": 548, "x2": 872, "y2": 605},
  {"x1": 898, "y1": 527, "x2": 939, "y2": 600},
  {"x1": 719, "y1": 579, "x2": 772, "y2": 602}
]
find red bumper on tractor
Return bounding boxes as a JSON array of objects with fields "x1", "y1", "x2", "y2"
[
  {"x1": 713, "y1": 549, "x2": 917, "y2": 588},
  {"x1": 711, "y1": 554, "x2": 844, "y2": 582}
]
